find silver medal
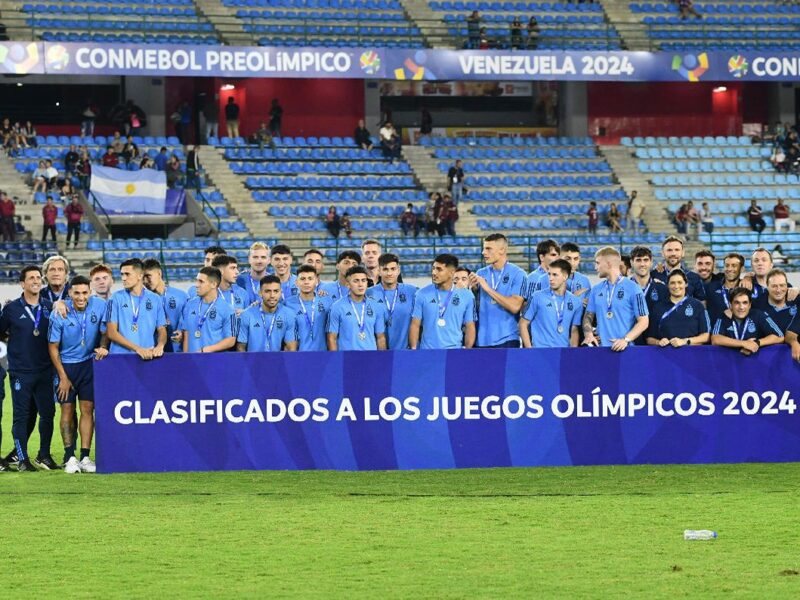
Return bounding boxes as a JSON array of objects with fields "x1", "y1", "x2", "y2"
[{"x1": 437, "y1": 318, "x2": 446, "y2": 327}]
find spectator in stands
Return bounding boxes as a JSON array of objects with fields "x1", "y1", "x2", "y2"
[
  {"x1": 467, "y1": 10, "x2": 482, "y2": 48},
  {"x1": 42, "y1": 197, "x2": 57, "y2": 242},
  {"x1": 747, "y1": 199, "x2": 766, "y2": 234},
  {"x1": 102, "y1": 146, "x2": 119, "y2": 168},
  {"x1": 140, "y1": 156, "x2": 155, "y2": 170},
  {"x1": 510, "y1": 17, "x2": 524, "y2": 49},
  {"x1": 203, "y1": 97, "x2": 219, "y2": 143},
  {"x1": 441, "y1": 195, "x2": 458, "y2": 236},
  {"x1": 627, "y1": 190, "x2": 645, "y2": 235},
  {"x1": 174, "y1": 101, "x2": 191, "y2": 145},
  {"x1": 0, "y1": 118, "x2": 12, "y2": 149},
  {"x1": 154, "y1": 146, "x2": 169, "y2": 171},
  {"x1": 76, "y1": 149, "x2": 92, "y2": 190},
  {"x1": 255, "y1": 122, "x2": 275, "y2": 150},
  {"x1": 685, "y1": 200, "x2": 701, "y2": 240},
  {"x1": 65, "y1": 195, "x2": 83, "y2": 249},
  {"x1": 110, "y1": 131, "x2": 125, "y2": 155},
  {"x1": 400, "y1": 203, "x2": 419, "y2": 237},
  {"x1": 225, "y1": 97, "x2": 240, "y2": 139},
  {"x1": 478, "y1": 27, "x2": 492, "y2": 49},
  {"x1": 23, "y1": 121, "x2": 37, "y2": 148},
  {"x1": 81, "y1": 102, "x2": 96, "y2": 137},
  {"x1": 425, "y1": 192, "x2": 442, "y2": 235},
  {"x1": 354, "y1": 119, "x2": 372, "y2": 150},
  {"x1": 31, "y1": 160, "x2": 49, "y2": 196},
  {"x1": 587, "y1": 201, "x2": 598, "y2": 235},
  {"x1": 64, "y1": 144, "x2": 79, "y2": 176},
  {"x1": 447, "y1": 159, "x2": 465, "y2": 203},
  {"x1": 60, "y1": 178, "x2": 76, "y2": 203},
  {"x1": 606, "y1": 202, "x2": 623, "y2": 233},
  {"x1": 699, "y1": 201, "x2": 714, "y2": 234},
  {"x1": 269, "y1": 99, "x2": 283, "y2": 137},
  {"x1": 773, "y1": 198, "x2": 795, "y2": 233},
  {"x1": 678, "y1": 0, "x2": 702, "y2": 20},
  {"x1": 166, "y1": 155, "x2": 182, "y2": 189},
  {"x1": 379, "y1": 121, "x2": 401, "y2": 163},
  {"x1": 0, "y1": 192, "x2": 15, "y2": 241},
  {"x1": 773, "y1": 245, "x2": 790, "y2": 266},
  {"x1": 185, "y1": 146, "x2": 201, "y2": 190},
  {"x1": 121, "y1": 136, "x2": 140, "y2": 166},
  {"x1": 527, "y1": 16, "x2": 540, "y2": 49},
  {"x1": 770, "y1": 143, "x2": 787, "y2": 173},
  {"x1": 340, "y1": 212, "x2": 353, "y2": 239},
  {"x1": 10, "y1": 121, "x2": 26, "y2": 149},
  {"x1": 126, "y1": 100, "x2": 146, "y2": 137},
  {"x1": 325, "y1": 206, "x2": 341, "y2": 238},
  {"x1": 420, "y1": 108, "x2": 433, "y2": 135},
  {"x1": 44, "y1": 159, "x2": 59, "y2": 189}
]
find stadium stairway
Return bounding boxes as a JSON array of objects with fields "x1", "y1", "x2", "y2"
[
  {"x1": 599, "y1": 0, "x2": 650, "y2": 50},
  {"x1": 0, "y1": 0, "x2": 27, "y2": 40},
  {"x1": 399, "y1": 0, "x2": 457, "y2": 48},
  {"x1": 194, "y1": 0, "x2": 249, "y2": 45}
]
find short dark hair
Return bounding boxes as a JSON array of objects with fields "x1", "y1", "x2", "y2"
[
  {"x1": 378, "y1": 253, "x2": 400, "y2": 267},
  {"x1": 695, "y1": 249, "x2": 715, "y2": 261},
  {"x1": 142, "y1": 258, "x2": 162, "y2": 272},
  {"x1": 484, "y1": 233, "x2": 507, "y2": 244},
  {"x1": 560, "y1": 242, "x2": 580, "y2": 254},
  {"x1": 204, "y1": 245, "x2": 226, "y2": 257},
  {"x1": 346, "y1": 266, "x2": 369, "y2": 279},
  {"x1": 725, "y1": 253, "x2": 745, "y2": 268},
  {"x1": 259, "y1": 275, "x2": 281, "y2": 287},
  {"x1": 199, "y1": 266, "x2": 221, "y2": 285},
  {"x1": 296, "y1": 265, "x2": 317, "y2": 276},
  {"x1": 549, "y1": 258, "x2": 572, "y2": 277},
  {"x1": 455, "y1": 266, "x2": 471, "y2": 275},
  {"x1": 212, "y1": 255, "x2": 238, "y2": 268},
  {"x1": 303, "y1": 248, "x2": 323, "y2": 259},
  {"x1": 667, "y1": 269, "x2": 688, "y2": 284},
  {"x1": 661, "y1": 235, "x2": 684, "y2": 248},
  {"x1": 536, "y1": 239, "x2": 559, "y2": 261},
  {"x1": 630, "y1": 245, "x2": 653, "y2": 260},
  {"x1": 19, "y1": 265, "x2": 42, "y2": 281},
  {"x1": 337, "y1": 250, "x2": 361, "y2": 264},
  {"x1": 270, "y1": 244, "x2": 292, "y2": 257},
  {"x1": 730, "y1": 287, "x2": 752, "y2": 303},
  {"x1": 120, "y1": 258, "x2": 144, "y2": 271},
  {"x1": 70, "y1": 275, "x2": 91, "y2": 288},
  {"x1": 621, "y1": 255, "x2": 632, "y2": 270},
  {"x1": 433, "y1": 253, "x2": 459, "y2": 269}
]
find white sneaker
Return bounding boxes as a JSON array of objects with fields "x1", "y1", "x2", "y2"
[
  {"x1": 79, "y1": 457, "x2": 96, "y2": 473},
  {"x1": 64, "y1": 456, "x2": 81, "y2": 474}
]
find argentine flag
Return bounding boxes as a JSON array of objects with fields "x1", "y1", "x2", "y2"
[{"x1": 90, "y1": 165, "x2": 167, "y2": 214}]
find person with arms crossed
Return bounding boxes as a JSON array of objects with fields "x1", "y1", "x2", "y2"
[
  {"x1": 705, "y1": 253, "x2": 745, "y2": 326},
  {"x1": 470, "y1": 233, "x2": 526, "y2": 348},
  {"x1": 211, "y1": 255, "x2": 249, "y2": 316},
  {"x1": 42, "y1": 254, "x2": 71, "y2": 303},
  {"x1": 519, "y1": 259, "x2": 583, "y2": 348},
  {"x1": 285, "y1": 266, "x2": 331, "y2": 351},
  {"x1": 89, "y1": 263, "x2": 114, "y2": 300},
  {"x1": 584, "y1": 246, "x2": 649, "y2": 351},
  {"x1": 409, "y1": 254, "x2": 476, "y2": 350},
  {"x1": 560, "y1": 242, "x2": 591, "y2": 296},
  {"x1": 143, "y1": 258, "x2": 187, "y2": 352},
  {"x1": 366, "y1": 253, "x2": 417, "y2": 350},
  {"x1": 711, "y1": 288, "x2": 783, "y2": 355},
  {"x1": 270, "y1": 244, "x2": 298, "y2": 302},
  {"x1": 47, "y1": 275, "x2": 107, "y2": 473},
  {"x1": 526, "y1": 239, "x2": 560, "y2": 297},
  {"x1": 319, "y1": 250, "x2": 361, "y2": 301},
  {"x1": 238, "y1": 275, "x2": 297, "y2": 352},
  {"x1": 327, "y1": 266, "x2": 387, "y2": 351},
  {"x1": 646, "y1": 270, "x2": 710, "y2": 348},
  {"x1": 182, "y1": 267, "x2": 236, "y2": 353},
  {"x1": 0, "y1": 266, "x2": 57, "y2": 471},
  {"x1": 236, "y1": 241, "x2": 270, "y2": 305},
  {"x1": 762, "y1": 268, "x2": 798, "y2": 333},
  {"x1": 105, "y1": 258, "x2": 167, "y2": 360},
  {"x1": 652, "y1": 236, "x2": 706, "y2": 302}
]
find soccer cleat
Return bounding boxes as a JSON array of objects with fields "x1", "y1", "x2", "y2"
[
  {"x1": 17, "y1": 459, "x2": 36, "y2": 472},
  {"x1": 4, "y1": 450, "x2": 19, "y2": 468},
  {"x1": 79, "y1": 457, "x2": 96, "y2": 473},
  {"x1": 34, "y1": 455, "x2": 59, "y2": 471},
  {"x1": 0, "y1": 458, "x2": 9, "y2": 472},
  {"x1": 64, "y1": 457, "x2": 81, "y2": 474}
]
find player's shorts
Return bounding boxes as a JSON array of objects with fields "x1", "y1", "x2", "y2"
[{"x1": 55, "y1": 359, "x2": 94, "y2": 404}]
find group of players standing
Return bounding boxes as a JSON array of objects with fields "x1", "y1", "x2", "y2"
[{"x1": 0, "y1": 234, "x2": 798, "y2": 473}]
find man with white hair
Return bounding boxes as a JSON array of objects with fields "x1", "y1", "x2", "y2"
[{"x1": 42, "y1": 255, "x2": 70, "y2": 303}]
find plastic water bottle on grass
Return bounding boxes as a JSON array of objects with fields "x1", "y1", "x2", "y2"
[{"x1": 684, "y1": 530, "x2": 717, "y2": 540}]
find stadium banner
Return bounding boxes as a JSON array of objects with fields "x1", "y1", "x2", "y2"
[
  {"x1": 0, "y1": 41, "x2": 799, "y2": 81},
  {"x1": 94, "y1": 346, "x2": 800, "y2": 474}
]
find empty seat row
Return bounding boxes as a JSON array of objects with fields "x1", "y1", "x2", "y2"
[{"x1": 442, "y1": 161, "x2": 611, "y2": 173}]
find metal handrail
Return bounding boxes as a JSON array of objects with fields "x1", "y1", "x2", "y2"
[{"x1": 88, "y1": 189, "x2": 112, "y2": 230}]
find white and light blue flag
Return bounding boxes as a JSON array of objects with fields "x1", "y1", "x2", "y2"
[{"x1": 90, "y1": 165, "x2": 167, "y2": 214}]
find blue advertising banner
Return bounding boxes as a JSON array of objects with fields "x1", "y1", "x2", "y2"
[
  {"x1": 2, "y1": 41, "x2": 800, "y2": 81},
  {"x1": 94, "y1": 346, "x2": 800, "y2": 474}
]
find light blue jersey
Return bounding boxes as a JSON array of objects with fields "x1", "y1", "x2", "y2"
[
  {"x1": 48, "y1": 296, "x2": 107, "y2": 363},
  {"x1": 237, "y1": 303, "x2": 297, "y2": 352},
  {"x1": 566, "y1": 272, "x2": 592, "y2": 296},
  {"x1": 280, "y1": 274, "x2": 299, "y2": 303},
  {"x1": 180, "y1": 295, "x2": 237, "y2": 353},
  {"x1": 476, "y1": 262, "x2": 526, "y2": 347},
  {"x1": 366, "y1": 283, "x2": 418, "y2": 350},
  {"x1": 285, "y1": 293, "x2": 333, "y2": 351},
  {"x1": 318, "y1": 280, "x2": 349, "y2": 302},
  {"x1": 327, "y1": 296, "x2": 386, "y2": 351},
  {"x1": 523, "y1": 289, "x2": 583, "y2": 348},
  {"x1": 236, "y1": 272, "x2": 265, "y2": 305},
  {"x1": 106, "y1": 288, "x2": 167, "y2": 354},
  {"x1": 525, "y1": 265, "x2": 549, "y2": 299},
  {"x1": 411, "y1": 285, "x2": 475, "y2": 349},
  {"x1": 218, "y1": 284, "x2": 250, "y2": 314},
  {"x1": 586, "y1": 276, "x2": 649, "y2": 347},
  {"x1": 158, "y1": 285, "x2": 188, "y2": 352}
]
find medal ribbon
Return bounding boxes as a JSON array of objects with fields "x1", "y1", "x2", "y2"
[
  {"x1": 260, "y1": 308, "x2": 279, "y2": 350},
  {"x1": 551, "y1": 291, "x2": 566, "y2": 332},
  {"x1": 383, "y1": 287, "x2": 399, "y2": 318},
  {"x1": 128, "y1": 290, "x2": 142, "y2": 329},
  {"x1": 22, "y1": 300, "x2": 42, "y2": 332},
  {"x1": 298, "y1": 295, "x2": 316, "y2": 335},
  {"x1": 196, "y1": 297, "x2": 217, "y2": 335},
  {"x1": 660, "y1": 297, "x2": 688, "y2": 323},
  {"x1": 435, "y1": 285, "x2": 455, "y2": 320},
  {"x1": 349, "y1": 299, "x2": 366, "y2": 337},
  {"x1": 71, "y1": 306, "x2": 88, "y2": 345},
  {"x1": 733, "y1": 317, "x2": 752, "y2": 341}
]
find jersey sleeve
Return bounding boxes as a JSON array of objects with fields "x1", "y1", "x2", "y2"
[
  {"x1": 283, "y1": 312, "x2": 297, "y2": 343},
  {"x1": 47, "y1": 313, "x2": 63, "y2": 343},
  {"x1": 761, "y1": 314, "x2": 784, "y2": 337},
  {"x1": 586, "y1": 287, "x2": 597, "y2": 314},
  {"x1": 236, "y1": 311, "x2": 250, "y2": 344},
  {"x1": 411, "y1": 290, "x2": 423, "y2": 320},
  {"x1": 0, "y1": 305, "x2": 9, "y2": 337},
  {"x1": 107, "y1": 295, "x2": 119, "y2": 327},
  {"x1": 154, "y1": 295, "x2": 167, "y2": 328},
  {"x1": 373, "y1": 304, "x2": 386, "y2": 335},
  {"x1": 462, "y1": 292, "x2": 476, "y2": 324},
  {"x1": 522, "y1": 294, "x2": 537, "y2": 321},
  {"x1": 180, "y1": 303, "x2": 191, "y2": 332},
  {"x1": 691, "y1": 276, "x2": 707, "y2": 302},
  {"x1": 631, "y1": 285, "x2": 649, "y2": 317},
  {"x1": 570, "y1": 300, "x2": 584, "y2": 328},
  {"x1": 698, "y1": 307, "x2": 711, "y2": 334},
  {"x1": 326, "y1": 304, "x2": 340, "y2": 334},
  {"x1": 789, "y1": 316, "x2": 800, "y2": 336},
  {"x1": 510, "y1": 268, "x2": 526, "y2": 296},
  {"x1": 711, "y1": 318, "x2": 723, "y2": 335},
  {"x1": 221, "y1": 307, "x2": 235, "y2": 339}
]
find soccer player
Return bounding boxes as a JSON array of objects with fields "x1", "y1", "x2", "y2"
[
  {"x1": 236, "y1": 241, "x2": 271, "y2": 304},
  {"x1": 519, "y1": 258, "x2": 583, "y2": 348},
  {"x1": 694, "y1": 249, "x2": 723, "y2": 292},
  {"x1": 361, "y1": 239, "x2": 382, "y2": 286},
  {"x1": 106, "y1": 258, "x2": 167, "y2": 359},
  {"x1": 584, "y1": 246, "x2": 649, "y2": 351},
  {"x1": 630, "y1": 246, "x2": 669, "y2": 311},
  {"x1": 454, "y1": 267, "x2": 471, "y2": 289},
  {"x1": 47, "y1": 275, "x2": 107, "y2": 473},
  {"x1": 42, "y1": 254, "x2": 70, "y2": 303},
  {"x1": 526, "y1": 239, "x2": 560, "y2": 297},
  {"x1": 89, "y1": 263, "x2": 114, "y2": 300},
  {"x1": 646, "y1": 270, "x2": 711, "y2": 348},
  {"x1": 560, "y1": 242, "x2": 591, "y2": 296},
  {"x1": 0, "y1": 266, "x2": 57, "y2": 471},
  {"x1": 409, "y1": 254, "x2": 476, "y2": 350},
  {"x1": 705, "y1": 253, "x2": 744, "y2": 325},
  {"x1": 711, "y1": 288, "x2": 783, "y2": 355},
  {"x1": 237, "y1": 275, "x2": 297, "y2": 352},
  {"x1": 285, "y1": 265, "x2": 332, "y2": 351},
  {"x1": 302, "y1": 248, "x2": 325, "y2": 277},
  {"x1": 211, "y1": 255, "x2": 249, "y2": 315},
  {"x1": 470, "y1": 233, "x2": 525, "y2": 348},
  {"x1": 270, "y1": 244, "x2": 298, "y2": 301},
  {"x1": 181, "y1": 267, "x2": 236, "y2": 353},
  {"x1": 763, "y1": 268, "x2": 798, "y2": 333},
  {"x1": 366, "y1": 253, "x2": 417, "y2": 350},
  {"x1": 651, "y1": 236, "x2": 706, "y2": 302},
  {"x1": 327, "y1": 266, "x2": 387, "y2": 351},
  {"x1": 143, "y1": 258, "x2": 188, "y2": 352},
  {"x1": 319, "y1": 250, "x2": 360, "y2": 301},
  {"x1": 203, "y1": 245, "x2": 227, "y2": 267}
]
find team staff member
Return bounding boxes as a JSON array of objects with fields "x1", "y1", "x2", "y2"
[
  {"x1": 106, "y1": 258, "x2": 167, "y2": 359},
  {"x1": 470, "y1": 233, "x2": 525, "y2": 348},
  {"x1": 409, "y1": 254, "x2": 476, "y2": 350},
  {"x1": 705, "y1": 253, "x2": 744, "y2": 325},
  {"x1": 361, "y1": 239, "x2": 382, "y2": 286},
  {"x1": 236, "y1": 241, "x2": 270, "y2": 304},
  {"x1": 143, "y1": 258, "x2": 188, "y2": 352},
  {"x1": 47, "y1": 275, "x2": 107, "y2": 474},
  {"x1": 560, "y1": 242, "x2": 591, "y2": 296},
  {"x1": 694, "y1": 249, "x2": 723, "y2": 293},
  {"x1": 0, "y1": 266, "x2": 57, "y2": 471},
  {"x1": 711, "y1": 288, "x2": 783, "y2": 355},
  {"x1": 584, "y1": 247, "x2": 649, "y2": 351},
  {"x1": 526, "y1": 239, "x2": 560, "y2": 297},
  {"x1": 786, "y1": 315, "x2": 800, "y2": 362},
  {"x1": 745, "y1": 248, "x2": 799, "y2": 309},
  {"x1": 366, "y1": 254, "x2": 417, "y2": 350},
  {"x1": 763, "y1": 268, "x2": 798, "y2": 332},
  {"x1": 181, "y1": 267, "x2": 236, "y2": 353},
  {"x1": 270, "y1": 244, "x2": 298, "y2": 301},
  {"x1": 238, "y1": 275, "x2": 297, "y2": 352},
  {"x1": 519, "y1": 259, "x2": 583, "y2": 348},
  {"x1": 89, "y1": 263, "x2": 114, "y2": 300},
  {"x1": 42, "y1": 254, "x2": 71, "y2": 303},
  {"x1": 211, "y1": 255, "x2": 249, "y2": 316},
  {"x1": 646, "y1": 270, "x2": 710, "y2": 348},
  {"x1": 652, "y1": 236, "x2": 706, "y2": 302},
  {"x1": 319, "y1": 251, "x2": 360, "y2": 301},
  {"x1": 285, "y1": 266, "x2": 332, "y2": 351},
  {"x1": 327, "y1": 266, "x2": 387, "y2": 351}
]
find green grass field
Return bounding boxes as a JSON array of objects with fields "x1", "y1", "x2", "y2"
[{"x1": 2, "y1": 392, "x2": 799, "y2": 597}]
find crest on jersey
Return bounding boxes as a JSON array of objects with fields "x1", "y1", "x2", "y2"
[
  {"x1": 685, "y1": 305, "x2": 694, "y2": 317},
  {"x1": 399, "y1": 293, "x2": 407, "y2": 303},
  {"x1": 747, "y1": 322, "x2": 756, "y2": 333},
  {"x1": 276, "y1": 317, "x2": 284, "y2": 330},
  {"x1": 90, "y1": 313, "x2": 98, "y2": 324},
  {"x1": 791, "y1": 306, "x2": 797, "y2": 316},
  {"x1": 145, "y1": 300, "x2": 153, "y2": 311},
  {"x1": 567, "y1": 302, "x2": 574, "y2": 311},
  {"x1": 502, "y1": 275, "x2": 509, "y2": 284},
  {"x1": 617, "y1": 290, "x2": 624, "y2": 299},
  {"x1": 366, "y1": 307, "x2": 374, "y2": 317},
  {"x1": 169, "y1": 298, "x2": 176, "y2": 309},
  {"x1": 210, "y1": 309, "x2": 217, "y2": 320},
  {"x1": 650, "y1": 290, "x2": 659, "y2": 301},
  {"x1": 452, "y1": 296, "x2": 461, "y2": 306}
]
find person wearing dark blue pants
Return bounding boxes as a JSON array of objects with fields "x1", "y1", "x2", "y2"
[{"x1": 0, "y1": 366, "x2": 6, "y2": 471}]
